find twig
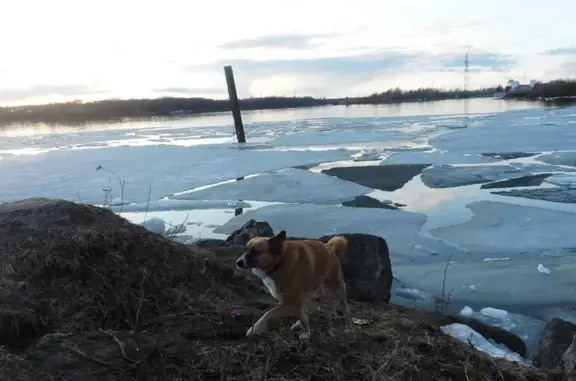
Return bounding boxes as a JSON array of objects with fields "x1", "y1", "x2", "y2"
[
  {"x1": 135, "y1": 275, "x2": 146, "y2": 329},
  {"x1": 99, "y1": 329, "x2": 140, "y2": 364},
  {"x1": 61, "y1": 343, "x2": 121, "y2": 370},
  {"x1": 438, "y1": 252, "x2": 455, "y2": 313},
  {"x1": 168, "y1": 214, "x2": 189, "y2": 243}
]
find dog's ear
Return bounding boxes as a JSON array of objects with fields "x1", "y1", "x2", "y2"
[{"x1": 268, "y1": 230, "x2": 286, "y2": 254}]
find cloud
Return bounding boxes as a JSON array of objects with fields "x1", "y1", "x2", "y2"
[
  {"x1": 151, "y1": 87, "x2": 225, "y2": 98},
  {"x1": 0, "y1": 84, "x2": 106, "y2": 102},
  {"x1": 190, "y1": 51, "x2": 419, "y2": 77},
  {"x1": 219, "y1": 33, "x2": 333, "y2": 49},
  {"x1": 545, "y1": 47, "x2": 576, "y2": 56}
]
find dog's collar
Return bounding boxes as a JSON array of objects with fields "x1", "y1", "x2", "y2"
[{"x1": 266, "y1": 258, "x2": 283, "y2": 277}]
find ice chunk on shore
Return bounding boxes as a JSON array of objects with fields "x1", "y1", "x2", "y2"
[
  {"x1": 441, "y1": 323, "x2": 525, "y2": 363},
  {"x1": 481, "y1": 307, "x2": 508, "y2": 320}
]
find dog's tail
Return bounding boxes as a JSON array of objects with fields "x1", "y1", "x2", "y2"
[{"x1": 326, "y1": 235, "x2": 348, "y2": 259}]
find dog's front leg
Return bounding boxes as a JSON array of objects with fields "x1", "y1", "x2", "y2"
[{"x1": 246, "y1": 304, "x2": 294, "y2": 337}]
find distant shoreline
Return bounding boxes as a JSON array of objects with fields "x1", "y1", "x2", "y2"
[{"x1": 1, "y1": 79, "x2": 575, "y2": 126}]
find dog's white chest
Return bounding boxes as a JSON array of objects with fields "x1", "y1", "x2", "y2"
[{"x1": 252, "y1": 268, "x2": 279, "y2": 300}]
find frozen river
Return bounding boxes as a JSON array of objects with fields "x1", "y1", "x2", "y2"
[{"x1": 2, "y1": 97, "x2": 576, "y2": 356}]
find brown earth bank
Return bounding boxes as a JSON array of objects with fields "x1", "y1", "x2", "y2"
[{"x1": 0, "y1": 198, "x2": 551, "y2": 380}]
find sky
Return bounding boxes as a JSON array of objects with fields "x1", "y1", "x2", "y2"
[{"x1": 1, "y1": 0, "x2": 576, "y2": 106}]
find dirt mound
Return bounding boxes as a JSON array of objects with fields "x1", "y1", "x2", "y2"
[{"x1": 0, "y1": 199, "x2": 547, "y2": 380}]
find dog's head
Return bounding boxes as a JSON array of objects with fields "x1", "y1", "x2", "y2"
[{"x1": 235, "y1": 230, "x2": 286, "y2": 270}]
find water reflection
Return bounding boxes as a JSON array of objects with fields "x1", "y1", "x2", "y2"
[{"x1": 0, "y1": 98, "x2": 544, "y2": 138}]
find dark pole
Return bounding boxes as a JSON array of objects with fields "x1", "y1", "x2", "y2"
[
  {"x1": 224, "y1": 65, "x2": 246, "y2": 143},
  {"x1": 223, "y1": 65, "x2": 246, "y2": 216}
]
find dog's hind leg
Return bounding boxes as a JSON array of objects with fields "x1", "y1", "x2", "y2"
[
  {"x1": 327, "y1": 272, "x2": 353, "y2": 331},
  {"x1": 291, "y1": 301, "x2": 312, "y2": 339},
  {"x1": 246, "y1": 304, "x2": 294, "y2": 337}
]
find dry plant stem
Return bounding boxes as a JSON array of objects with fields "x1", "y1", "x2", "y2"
[
  {"x1": 168, "y1": 214, "x2": 189, "y2": 243},
  {"x1": 143, "y1": 184, "x2": 152, "y2": 223},
  {"x1": 439, "y1": 252, "x2": 455, "y2": 313},
  {"x1": 61, "y1": 343, "x2": 122, "y2": 371}
]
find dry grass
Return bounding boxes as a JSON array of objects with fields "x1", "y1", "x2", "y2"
[{"x1": 0, "y1": 198, "x2": 549, "y2": 381}]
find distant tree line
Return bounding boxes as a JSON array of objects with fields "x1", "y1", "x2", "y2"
[
  {"x1": 344, "y1": 86, "x2": 500, "y2": 105},
  {"x1": 0, "y1": 80, "x2": 574, "y2": 125},
  {"x1": 524, "y1": 79, "x2": 576, "y2": 99}
]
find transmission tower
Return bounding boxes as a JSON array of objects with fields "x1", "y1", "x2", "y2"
[
  {"x1": 463, "y1": 53, "x2": 470, "y2": 126},
  {"x1": 464, "y1": 53, "x2": 469, "y2": 94}
]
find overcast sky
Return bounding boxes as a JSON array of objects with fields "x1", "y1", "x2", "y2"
[{"x1": 2, "y1": 0, "x2": 576, "y2": 105}]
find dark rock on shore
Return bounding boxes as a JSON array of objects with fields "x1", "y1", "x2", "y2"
[
  {"x1": 320, "y1": 233, "x2": 393, "y2": 303},
  {"x1": 322, "y1": 164, "x2": 429, "y2": 191},
  {"x1": 480, "y1": 173, "x2": 552, "y2": 189},
  {"x1": 342, "y1": 195, "x2": 401, "y2": 210},
  {"x1": 225, "y1": 219, "x2": 274, "y2": 245},
  {"x1": 535, "y1": 318, "x2": 576, "y2": 371}
]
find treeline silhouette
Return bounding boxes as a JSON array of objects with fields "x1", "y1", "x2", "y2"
[
  {"x1": 1, "y1": 80, "x2": 574, "y2": 125},
  {"x1": 523, "y1": 79, "x2": 576, "y2": 99},
  {"x1": 345, "y1": 86, "x2": 499, "y2": 105}
]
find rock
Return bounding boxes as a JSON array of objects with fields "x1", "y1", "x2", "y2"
[
  {"x1": 493, "y1": 187, "x2": 576, "y2": 203},
  {"x1": 421, "y1": 164, "x2": 526, "y2": 188},
  {"x1": 535, "y1": 318, "x2": 576, "y2": 370},
  {"x1": 480, "y1": 173, "x2": 552, "y2": 189},
  {"x1": 225, "y1": 219, "x2": 274, "y2": 246},
  {"x1": 286, "y1": 234, "x2": 393, "y2": 303},
  {"x1": 563, "y1": 335, "x2": 576, "y2": 381},
  {"x1": 191, "y1": 239, "x2": 226, "y2": 248},
  {"x1": 341, "y1": 195, "x2": 400, "y2": 210},
  {"x1": 322, "y1": 164, "x2": 430, "y2": 192}
]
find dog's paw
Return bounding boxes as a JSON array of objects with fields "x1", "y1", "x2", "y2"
[
  {"x1": 298, "y1": 331, "x2": 311, "y2": 340},
  {"x1": 246, "y1": 326, "x2": 258, "y2": 337},
  {"x1": 290, "y1": 321, "x2": 303, "y2": 331}
]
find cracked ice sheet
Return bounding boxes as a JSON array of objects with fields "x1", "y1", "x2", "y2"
[
  {"x1": 270, "y1": 130, "x2": 410, "y2": 147},
  {"x1": 431, "y1": 201, "x2": 576, "y2": 253},
  {"x1": 0, "y1": 145, "x2": 352, "y2": 204},
  {"x1": 431, "y1": 124, "x2": 576, "y2": 153},
  {"x1": 393, "y1": 256, "x2": 576, "y2": 305},
  {"x1": 381, "y1": 151, "x2": 498, "y2": 165},
  {"x1": 214, "y1": 204, "x2": 427, "y2": 256},
  {"x1": 171, "y1": 168, "x2": 372, "y2": 205}
]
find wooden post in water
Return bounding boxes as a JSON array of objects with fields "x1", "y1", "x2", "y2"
[
  {"x1": 224, "y1": 65, "x2": 246, "y2": 144},
  {"x1": 223, "y1": 65, "x2": 247, "y2": 216}
]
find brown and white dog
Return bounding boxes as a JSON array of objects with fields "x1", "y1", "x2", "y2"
[{"x1": 235, "y1": 230, "x2": 353, "y2": 340}]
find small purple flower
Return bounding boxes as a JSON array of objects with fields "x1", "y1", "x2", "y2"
[{"x1": 231, "y1": 310, "x2": 241, "y2": 318}]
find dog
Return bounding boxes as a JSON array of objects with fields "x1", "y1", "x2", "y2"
[{"x1": 235, "y1": 230, "x2": 353, "y2": 340}]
